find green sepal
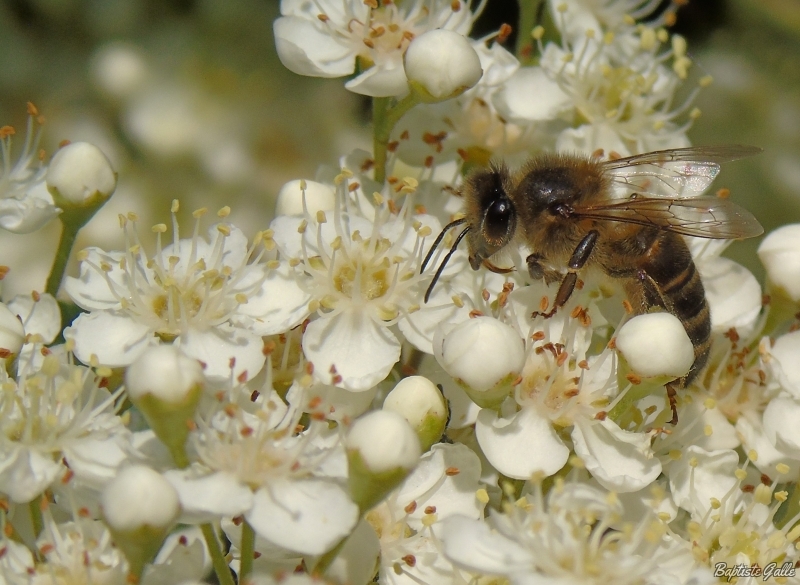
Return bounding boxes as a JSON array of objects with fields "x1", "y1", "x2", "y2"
[{"x1": 347, "y1": 450, "x2": 412, "y2": 514}]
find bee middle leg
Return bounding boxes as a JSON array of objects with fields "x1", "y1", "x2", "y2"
[{"x1": 531, "y1": 230, "x2": 599, "y2": 319}]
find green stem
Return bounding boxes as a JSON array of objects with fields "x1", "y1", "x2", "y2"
[
  {"x1": 28, "y1": 497, "x2": 44, "y2": 539},
  {"x1": 372, "y1": 93, "x2": 421, "y2": 185},
  {"x1": 239, "y1": 519, "x2": 255, "y2": 583},
  {"x1": 201, "y1": 523, "x2": 236, "y2": 585},
  {"x1": 45, "y1": 215, "x2": 82, "y2": 298},
  {"x1": 515, "y1": 0, "x2": 545, "y2": 63}
]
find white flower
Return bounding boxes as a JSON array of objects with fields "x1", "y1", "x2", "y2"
[
  {"x1": 347, "y1": 409, "x2": 421, "y2": 473},
  {"x1": 267, "y1": 170, "x2": 453, "y2": 391},
  {"x1": 64, "y1": 203, "x2": 277, "y2": 380},
  {"x1": 0, "y1": 103, "x2": 59, "y2": 233},
  {"x1": 404, "y1": 30, "x2": 483, "y2": 101},
  {"x1": 383, "y1": 375, "x2": 448, "y2": 450},
  {"x1": 441, "y1": 480, "x2": 702, "y2": 585},
  {"x1": 0, "y1": 300, "x2": 25, "y2": 358},
  {"x1": 273, "y1": 0, "x2": 478, "y2": 96},
  {"x1": 169, "y1": 383, "x2": 359, "y2": 556},
  {"x1": 7, "y1": 291, "x2": 61, "y2": 345},
  {"x1": 0, "y1": 352, "x2": 130, "y2": 503}
]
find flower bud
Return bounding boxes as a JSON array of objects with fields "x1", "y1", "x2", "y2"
[
  {"x1": 758, "y1": 224, "x2": 800, "y2": 302},
  {"x1": 275, "y1": 179, "x2": 335, "y2": 216},
  {"x1": 346, "y1": 410, "x2": 421, "y2": 512},
  {"x1": 434, "y1": 316, "x2": 524, "y2": 407},
  {"x1": 404, "y1": 30, "x2": 483, "y2": 102},
  {"x1": 101, "y1": 465, "x2": 180, "y2": 579},
  {"x1": 46, "y1": 142, "x2": 117, "y2": 208},
  {"x1": 125, "y1": 345, "x2": 205, "y2": 467},
  {"x1": 0, "y1": 302, "x2": 25, "y2": 360},
  {"x1": 383, "y1": 375, "x2": 448, "y2": 451},
  {"x1": 616, "y1": 313, "x2": 693, "y2": 378}
]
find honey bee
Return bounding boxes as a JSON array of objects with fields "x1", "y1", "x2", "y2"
[{"x1": 422, "y1": 145, "x2": 764, "y2": 424}]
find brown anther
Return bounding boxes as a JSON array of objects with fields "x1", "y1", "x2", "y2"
[
  {"x1": 511, "y1": 375, "x2": 523, "y2": 386},
  {"x1": 0, "y1": 266, "x2": 9, "y2": 280},
  {"x1": 0, "y1": 349, "x2": 10, "y2": 359},
  {"x1": 98, "y1": 377, "x2": 109, "y2": 388},
  {"x1": 26, "y1": 101, "x2": 39, "y2": 116},
  {"x1": 363, "y1": 38, "x2": 375, "y2": 48},
  {"x1": 363, "y1": 0, "x2": 378, "y2": 7},
  {"x1": 61, "y1": 469, "x2": 74, "y2": 484},
  {"x1": 40, "y1": 543, "x2": 55, "y2": 555},
  {"x1": 294, "y1": 423, "x2": 306, "y2": 434},
  {"x1": 758, "y1": 369, "x2": 767, "y2": 385},
  {"x1": 332, "y1": 374, "x2": 343, "y2": 384},
  {"x1": 387, "y1": 199, "x2": 399, "y2": 214},
  {"x1": 622, "y1": 299, "x2": 633, "y2": 313},
  {"x1": 575, "y1": 278, "x2": 584, "y2": 290},
  {"x1": 400, "y1": 130, "x2": 410, "y2": 140},
  {"x1": 445, "y1": 466, "x2": 460, "y2": 476},
  {"x1": 422, "y1": 131, "x2": 447, "y2": 153},
  {"x1": 497, "y1": 23, "x2": 513, "y2": 44},
  {"x1": 402, "y1": 554, "x2": 417, "y2": 567},
  {"x1": 402, "y1": 30, "x2": 415, "y2": 41},
  {"x1": 237, "y1": 370, "x2": 249, "y2": 384},
  {"x1": 308, "y1": 396, "x2": 323, "y2": 409},
  {"x1": 626, "y1": 372, "x2": 642, "y2": 385},
  {"x1": 424, "y1": 155, "x2": 434, "y2": 168},
  {"x1": 451, "y1": 0, "x2": 461, "y2": 9},
  {"x1": 482, "y1": 289, "x2": 490, "y2": 301},
  {"x1": 317, "y1": 13, "x2": 330, "y2": 21},
  {"x1": 608, "y1": 150, "x2": 622, "y2": 160},
  {"x1": 591, "y1": 148, "x2": 605, "y2": 159},
  {"x1": 232, "y1": 515, "x2": 244, "y2": 526},
  {"x1": 469, "y1": 309, "x2": 484, "y2": 318},
  {"x1": 594, "y1": 411, "x2": 607, "y2": 420},
  {"x1": 404, "y1": 501, "x2": 417, "y2": 513},
  {"x1": 348, "y1": 182, "x2": 360, "y2": 192},
  {"x1": 564, "y1": 388, "x2": 579, "y2": 398},
  {"x1": 78, "y1": 506, "x2": 91, "y2": 517},
  {"x1": 539, "y1": 296, "x2": 549, "y2": 312},
  {"x1": 229, "y1": 356, "x2": 236, "y2": 369},
  {"x1": 760, "y1": 473, "x2": 771, "y2": 485},
  {"x1": 240, "y1": 426, "x2": 254, "y2": 437},
  {"x1": 556, "y1": 352, "x2": 568, "y2": 367},
  {"x1": 250, "y1": 390, "x2": 260, "y2": 402},
  {"x1": 716, "y1": 187, "x2": 731, "y2": 199},
  {"x1": 414, "y1": 204, "x2": 427, "y2": 214},
  {"x1": 0, "y1": 125, "x2": 15, "y2": 139},
  {"x1": 608, "y1": 337, "x2": 617, "y2": 349},
  {"x1": 578, "y1": 359, "x2": 589, "y2": 369},
  {"x1": 531, "y1": 331, "x2": 546, "y2": 341},
  {"x1": 457, "y1": 148, "x2": 469, "y2": 161},
  {"x1": 263, "y1": 340, "x2": 277, "y2": 355},
  {"x1": 40, "y1": 347, "x2": 51, "y2": 356},
  {"x1": 371, "y1": 25, "x2": 386, "y2": 37},
  {"x1": 762, "y1": 294, "x2": 771, "y2": 306},
  {"x1": 741, "y1": 484, "x2": 755, "y2": 493},
  {"x1": 570, "y1": 305, "x2": 583, "y2": 319},
  {"x1": 387, "y1": 140, "x2": 399, "y2": 152},
  {"x1": 361, "y1": 158, "x2": 375, "y2": 171},
  {"x1": 58, "y1": 139, "x2": 71, "y2": 148},
  {"x1": 224, "y1": 405, "x2": 237, "y2": 417},
  {"x1": 310, "y1": 412, "x2": 326, "y2": 421},
  {"x1": 664, "y1": 12, "x2": 677, "y2": 26},
  {"x1": 305, "y1": 362, "x2": 314, "y2": 375},
  {"x1": 387, "y1": 175, "x2": 399, "y2": 184},
  {"x1": 424, "y1": 505, "x2": 436, "y2": 514}
]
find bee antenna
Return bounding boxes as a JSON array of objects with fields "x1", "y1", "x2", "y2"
[
  {"x1": 423, "y1": 225, "x2": 470, "y2": 303},
  {"x1": 420, "y1": 218, "x2": 467, "y2": 274}
]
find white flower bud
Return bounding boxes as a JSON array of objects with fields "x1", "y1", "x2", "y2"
[
  {"x1": 125, "y1": 345, "x2": 205, "y2": 467},
  {"x1": 46, "y1": 142, "x2": 117, "y2": 207},
  {"x1": 616, "y1": 313, "x2": 693, "y2": 378},
  {"x1": 101, "y1": 465, "x2": 180, "y2": 577},
  {"x1": 275, "y1": 179, "x2": 335, "y2": 216},
  {"x1": 404, "y1": 30, "x2": 483, "y2": 102},
  {"x1": 102, "y1": 465, "x2": 180, "y2": 531},
  {"x1": 347, "y1": 410, "x2": 421, "y2": 473},
  {"x1": 758, "y1": 224, "x2": 800, "y2": 301},
  {"x1": 125, "y1": 345, "x2": 204, "y2": 404},
  {"x1": 434, "y1": 316, "x2": 524, "y2": 393},
  {"x1": 383, "y1": 375, "x2": 447, "y2": 450},
  {"x1": 0, "y1": 302, "x2": 25, "y2": 358},
  {"x1": 770, "y1": 330, "x2": 800, "y2": 398},
  {"x1": 346, "y1": 410, "x2": 421, "y2": 512}
]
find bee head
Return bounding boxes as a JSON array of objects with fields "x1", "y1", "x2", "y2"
[{"x1": 464, "y1": 165, "x2": 517, "y2": 270}]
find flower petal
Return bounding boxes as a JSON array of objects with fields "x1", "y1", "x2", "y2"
[
  {"x1": 475, "y1": 407, "x2": 568, "y2": 479},
  {"x1": 235, "y1": 262, "x2": 311, "y2": 336},
  {"x1": 273, "y1": 17, "x2": 355, "y2": 78},
  {"x1": 164, "y1": 469, "x2": 254, "y2": 523},
  {"x1": 572, "y1": 417, "x2": 662, "y2": 493},
  {"x1": 303, "y1": 311, "x2": 400, "y2": 391},
  {"x1": 178, "y1": 324, "x2": 266, "y2": 381},
  {"x1": 440, "y1": 515, "x2": 532, "y2": 575},
  {"x1": 65, "y1": 310, "x2": 155, "y2": 367},
  {"x1": 247, "y1": 478, "x2": 358, "y2": 555},
  {"x1": 667, "y1": 446, "x2": 738, "y2": 515}
]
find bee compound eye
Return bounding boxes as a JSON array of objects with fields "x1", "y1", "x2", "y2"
[{"x1": 484, "y1": 198, "x2": 514, "y2": 241}]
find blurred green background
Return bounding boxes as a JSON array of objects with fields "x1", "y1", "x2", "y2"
[{"x1": 0, "y1": 0, "x2": 797, "y2": 296}]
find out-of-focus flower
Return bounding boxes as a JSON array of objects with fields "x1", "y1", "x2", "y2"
[
  {"x1": 0, "y1": 103, "x2": 59, "y2": 233},
  {"x1": 273, "y1": 0, "x2": 479, "y2": 96},
  {"x1": 758, "y1": 223, "x2": 800, "y2": 301}
]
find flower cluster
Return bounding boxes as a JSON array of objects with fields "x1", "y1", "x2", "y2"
[{"x1": 1, "y1": 0, "x2": 800, "y2": 584}]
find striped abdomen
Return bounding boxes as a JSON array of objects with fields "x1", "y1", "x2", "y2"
[{"x1": 620, "y1": 228, "x2": 711, "y2": 386}]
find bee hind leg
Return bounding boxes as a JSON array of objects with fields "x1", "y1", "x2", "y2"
[
  {"x1": 665, "y1": 382, "x2": 679, "y2": 425},
  {"x1": 531, "y1": 230, "x2": 599, "y2": 319}
]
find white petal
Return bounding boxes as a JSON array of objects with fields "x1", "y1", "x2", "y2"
[
  {"x1": 571, "y1": 418, "x2": 662, "y2": 493},
  {"x1": 64, "y1": 248, "x2": 128, "y2": 310},
  {"x1": 63, "y1": 432, "x2": 132, "y2": 489},
  {"x1": 178, "y1": 325, "x2": 266, "y2": 381},
  {"x1": 699, "y1": 257, "x2": 761, "y2": 334},
  {"x1": 345, "y1": 63, "x2": 410, "y2": 97},
  {"x1": 273, "y1": 17, "x2": 355, "y2": 78},
  {"x1": 494, "y1": 67, "x2": 571, "y2": 122},
  {"x1": 326, "y1": 519, "x2": 380, "y2": 585},
  {"x1": 164, "y1": 469, "x2": 253, "y2": 523},
  {"x1": 475, "y1": 407, "x2": 568, "y2": 479},
  {"x1": 769, "y1": 330, "x2": 800, "y2": 398},
  {"x1": 146, "y1": 527, "x2": 210, "y2": 585},
  {"x1": 556, "y1": 124, "x2": 630, "y2": 158},
  {"x1": 667, "y1": 446, "x2": 739, "y2": 515},
  {"x1": 65, "y1": 310, "x2": 155, "y2": 367},
  {"x1": 247, "y1": 478, "x2": 358, "y2": 555},
  {"x1": 440, "y1": 515, "x2": 532, "y2": 575},
  {"x1": 7, "y1": 292, "x2": 61, "y2": 344},
  {"x1": 762, "y1": 396, "x2": 800, "y2": 455},
  {"x1": 303, "y1": 311, "x2": 400, "y2": 391},
  {"x1": 236, "y1": 262, "x2": 311, "y2": 335},
  {"x1": 736, "y1": 414, "x2": 800, "y2": 481},
  {"x1": 0, "y1": 181, "x2": 59, "y2": 234},
  {"x1": 0, "y1": 446, "x2": 62, "y2": 503}
]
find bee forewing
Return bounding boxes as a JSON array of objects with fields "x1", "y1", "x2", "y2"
[
  {"x1": 576, "y1": 196, "x2": 764, "y2": 239},
  {"x1": 602, "y1": 145, "x2": 762, "y2": 199}
]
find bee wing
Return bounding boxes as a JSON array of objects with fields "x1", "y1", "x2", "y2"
[
  {"x1": 602, "y1": 145, "x2": 762, "y2": 199},
  {"x1": 574, "y1": 196, "x2": 764, "y2": 239}
]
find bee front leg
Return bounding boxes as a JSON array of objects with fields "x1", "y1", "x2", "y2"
[
  {"x1": 532, "y1": 230, "x2": 599, "y2": 319},
  {"x1": 526, "y1": 253, "x2": 561, "y2": 285}
]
